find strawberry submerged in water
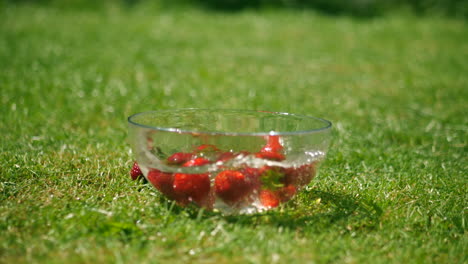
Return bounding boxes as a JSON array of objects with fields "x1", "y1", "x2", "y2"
[
  {"x1": 173, "y1": 173, "x2": 211, "y2": 206},
  {"x1": 148, "y1": 157, "x2": 213, "y2": 206},
  {"x1": 262, "y1": 135, "x2": 283, "y2": 153},
  {"x1": 140, "y1": 139, "x2": 315, "y2": 211},
  {"x1": 255, "y1": 135, "x2": 285, "y2": 161},
  {"x1": 147, "y1": 169, "x2": 179, "y2": 201},
  {"x1": 259, "y1": 185, "x2": 297, "y2": 208},
  {"x1": 195, "y1": 144, "x2": 220, "y2": 153},
  {"x1": 214, "y1": 169, "x2": 259, "y2": 206},
  {"x1": 147, "y1": 168, "x2": 212, "y2": 208},
  {"x1": 257, "y1": 165, "x2": 298, "y2": 208},
  {"x1": 259, "y1": 190, "x2": 280, "y2": 208},
  {"x1": 167, "y1": 152, "x2": 194, "y2": 165},
  {"x1": 216, "y1": 152, "x2": 236, "y2": 163},
  {"x1": 283, "y1": 163, "x2": 317, "y2": 187},
  {"x1": 182, "y1": 157, "x2": 211, "y2": 167},
  {"x1": 255, "y1": 151, "x2": 285, "y2": 161},
  {"x1": 277, "y1": 185, "x2": 297, "y2": 202},
  {"x1": 172, "y1": 157, "x2": 212, "y2": 206}
]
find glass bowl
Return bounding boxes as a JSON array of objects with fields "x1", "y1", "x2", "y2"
[{"x1": 128, "y1": 109, "x2": 332, "y2": 214}]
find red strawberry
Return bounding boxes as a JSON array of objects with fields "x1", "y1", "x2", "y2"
[
  {"x1": 130, "y1": 161, "x2": 143, "y2": 180},
  {"x1": 240, "y1": 167, "x2": 262, "y2": 191},
  {"x1": 167, "y1": 152, "x2": 194, "y2": 165},
  {"x1": 182, "y1": 157, "x2": 211, "y2": 167},
  {"x1": 173, "y1": 173, "x2": 211, "y2": 205},
  {"x1": 283, "y1": 163, "x2": 316, "y2": 187},
  {"x1": 255, "y1": 151, "x2": 285, "y2": 161},
  {"x1": 215, "y1": 170, "x2": 257, "y2": 205},
  {"x1": 259, "y1": 190, "x2": 280, "y2": 208},
  {"x1": 170, "y1": 156, "x2": 212, "y2": 205},
  {"x1": 277, "y1": 185, "x2": 297, "y2": 203},
  {"x1": 240, "y1": 166, "x2": 262, "y2": 179},
  {"x1": 194, "y1": 144, "x2": 221, "y2": 161},
  {"x1": 256, "y1": 135, "x2": 285, "y2": 161},
  {"x1": 217, "y1": 152, "x2": 236, "y2": 163},
  {"x1": 262, "y1": 135, "x2": 283, "y2": 153},
  {"x1": 147, "y1": 169, "x2": 179, "y2": 201},
  {"x1": 238, "y1": 167, "x2": 262, "y2": 190},
  {"x1": 198, "y1": 189, "x2": 216, "y2": 210},
  {"x1": 195, "y1": 144, "x2": 220, "y2": 152}
]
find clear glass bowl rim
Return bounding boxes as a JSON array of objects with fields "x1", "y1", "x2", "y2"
[{"x1": 128, "y1": 108, "x2": 332, "y2": 136}]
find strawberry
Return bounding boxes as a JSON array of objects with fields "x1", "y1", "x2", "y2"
[
  {"x1": 257, "y1": 165, "x2": 298, "y2": 207},
  {"x1": 283, "y1": 163, "x2": 316, "y2": 187},
  {"x1": 182, "y1": 157, "x2": 211, "y2": 167},
  {"x1": 255, "y1": 151, "x2": 285, "y2": 161},
  {"x1": 217, "y1": 152, "x2": 236, "y2": 163},
  {"x1": 195, "y1": 144, "x2": 220, "y2": 152},
  {"x1": 198, "y1": 189, "x2": 216, "y2": 210},
  {"x1": 259, "y1": 184, "x2": 296, "y2": 208},
  {"x1": 262, "y1": 135, "x2": 283, "y2": 153},
  {"x1": 167, "y1": 152, "x2": 194, "y2": 165},
  {"x1": 256, "y1": 135, "x2": 285, "y2": 161},
  {"x1": 277, "y1": 185, "x2": 297, "y2": 203},
  {"x1": 259, "y1": 190, "x2": 280, "y2": 208},
  {"x1": 170, "y1": 156, "x2": 212, "y2": 205},
  {"x1": 215, "y1": 170, "x2": 257, "y2": 205},
  {"x1": 240, "y1": 166, "x2": 262, "y2": 179},
  {"x1": 173, "y1": 173, "x2": 211, "y2": 205},
  {"x1": 194, "y1": 144, "x2": 221, "y2": 161},
  {"x1": 147, "y1": 169, "x2": 179, "y2": 201},
  {"x1": 240, "y1": 166, "x2": 262, "y2": 191},
  {"x1": 130, "y1": 161, "x2": 143, "y2": 180}
]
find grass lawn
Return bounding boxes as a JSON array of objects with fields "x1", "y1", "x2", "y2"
[{"x1": 0, "y1": 2, "x2": 467, "y2": 263}]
